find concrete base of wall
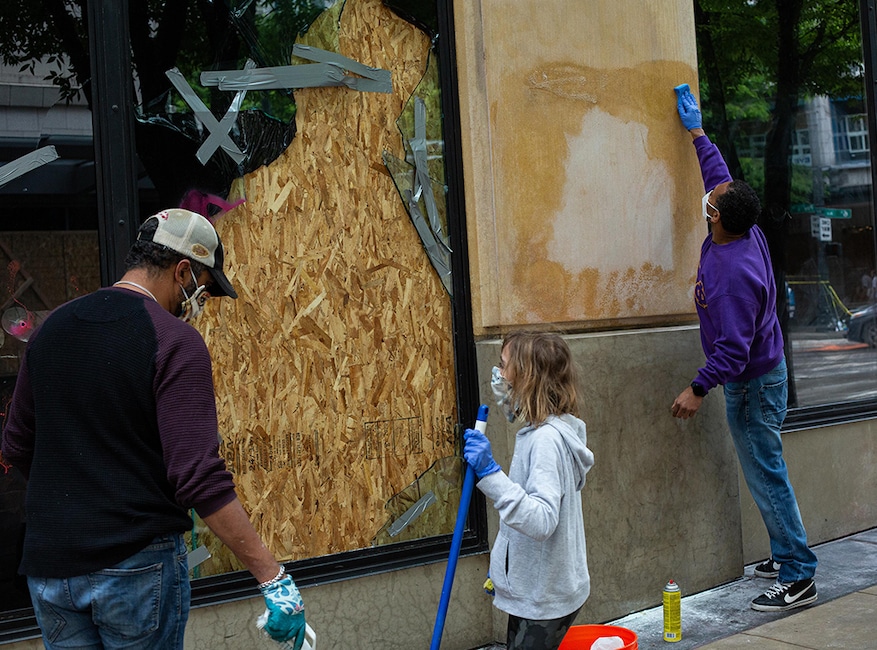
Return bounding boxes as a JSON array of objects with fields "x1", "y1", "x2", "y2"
[
  {"x1": 182, "y1": 554, "x2": 494, "y2": 649},
  {"x1": 475, "y1": 327, "x2": 744, "y2": 632},
  {"x1": 739, "y1": 419, "x2": 877, "y2": 565},
  {"x1": 6, "y1": 328, "x2": 876, "y2": 650}
]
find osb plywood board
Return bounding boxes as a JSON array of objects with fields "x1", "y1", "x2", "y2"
[
  {"x1": 0, "y1": 232, "x2": 99, "y2": 376},
  {"x1": 195, "y1": 0, "x2": 458, "y2": 570},
  {"x1": 456, "y1": 0, "x2": 705, "y2": 333}
]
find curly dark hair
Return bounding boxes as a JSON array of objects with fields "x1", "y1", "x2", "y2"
[
  {"x1": 124, "y1": 218, "x2": 206, "y2": 277},
  {"x1": 715, "y1": 180, "x2": 761, "y2": 235}
]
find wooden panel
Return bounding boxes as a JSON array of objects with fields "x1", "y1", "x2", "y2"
[
  {"x1": 0, "y1": 232, "x2": 99, "y2": 376},
  {"x1": 195, "y1": 0, "x2": 458, "y2": 570},
  {"x1": 457, "y1": 0, "x2": 705, "y2": 333}
]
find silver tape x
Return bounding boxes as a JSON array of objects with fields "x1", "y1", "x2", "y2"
[{"x1": 165, "y1": 62, "x2": 257, "y2": 166}]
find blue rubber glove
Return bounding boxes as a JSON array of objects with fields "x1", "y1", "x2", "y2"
[
  {"x1": 463, "y1": 428, "x2": 501, "y2": 478},
  {"x1": 260, "y1": 575, "x2": 306, "y2": 649},
  {"x1": 674, "y1": 83, "x2": 702, "y2": 131}
]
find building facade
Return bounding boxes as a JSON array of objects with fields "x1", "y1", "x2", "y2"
[{"x1": 1, "y1": 1, "x2": 876, "y2": 648}]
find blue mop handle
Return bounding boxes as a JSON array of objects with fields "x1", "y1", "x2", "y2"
[{"x1": 430, "y1": 405, "x2": 489, "y2": 650}]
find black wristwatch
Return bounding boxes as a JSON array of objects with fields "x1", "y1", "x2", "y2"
[{"x1": 690, "y1": 381, "x2": 707, "y2": 397}]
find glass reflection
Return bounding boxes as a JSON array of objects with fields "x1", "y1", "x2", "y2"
[
  {"x1": 694, "y1": 0, "x2": 875, "y2": 408},
  {"x1": 0, "y1": 40, "x2": 100, "y2": 612}
]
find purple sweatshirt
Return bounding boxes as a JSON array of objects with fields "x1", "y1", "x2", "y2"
[{"x1": 692, "y1": 135, "x2": 784, "y2": 391}]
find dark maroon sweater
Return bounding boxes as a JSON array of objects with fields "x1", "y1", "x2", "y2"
[{"x1": 1, "y1": 287, "x2": 237, "y2": 577}]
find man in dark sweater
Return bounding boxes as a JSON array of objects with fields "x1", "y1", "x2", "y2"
[
  {"x1": 670, "y1": 86, "x2": 818, "y2": 613},
  {"x1": 2, "y1": 209, "x2": 307, "y2": 649}
]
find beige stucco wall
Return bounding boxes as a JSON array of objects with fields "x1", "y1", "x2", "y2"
[{"x1": 455, "y1": 0, "x2": 705, "y2": 334}]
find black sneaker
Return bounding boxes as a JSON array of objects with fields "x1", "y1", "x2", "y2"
[
  {"x1": 751, "y1": 579, "x2": 817, "y2": 612},
  {"x1": 753, "y1": 557, "x2": 781, "y2": 578}
]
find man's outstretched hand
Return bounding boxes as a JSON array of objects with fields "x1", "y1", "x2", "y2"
[{"x1": 674, "y1": 83, "x2": 702, "y2": 131}]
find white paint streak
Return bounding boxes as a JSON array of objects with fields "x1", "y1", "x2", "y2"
[{"x1": 548, "y1": 109, "x2": 674, "y2": 275}]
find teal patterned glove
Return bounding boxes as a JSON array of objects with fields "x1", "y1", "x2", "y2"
[{"x1": 260, "y1": 574, "x2": 306, "y2": 649}]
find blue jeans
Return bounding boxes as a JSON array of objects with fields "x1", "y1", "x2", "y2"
[
  {"x1": 724, "y1": 358, "x2": 818, "y2": 583},
  {"x1": 27, "y1": 534, "x2": 190, "y2": 649}
]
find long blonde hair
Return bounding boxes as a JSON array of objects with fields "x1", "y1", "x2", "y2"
[{"x1": 503, "y1": 331, "x2": 580, "y2": 425}]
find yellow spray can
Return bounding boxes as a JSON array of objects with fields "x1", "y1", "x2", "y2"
[{"x1": 663, "y1": 579, "x2": 681, "y2": 642}]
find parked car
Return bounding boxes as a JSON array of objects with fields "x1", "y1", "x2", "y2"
[{"x1": 846, "y1": 303, "x2": 877, "y2": 346}]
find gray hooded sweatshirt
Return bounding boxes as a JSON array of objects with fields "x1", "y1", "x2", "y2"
[{"x1": 477, "y1": 413, "x2": 594, "y2": 620}]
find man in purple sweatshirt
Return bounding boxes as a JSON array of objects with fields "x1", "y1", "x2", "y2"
[
  {"x1": 670, "y1": 85, "x2": 818, "y2": 613},
  {"x1": 1, "y1": 209, "x2": 307, "y2": 649}
]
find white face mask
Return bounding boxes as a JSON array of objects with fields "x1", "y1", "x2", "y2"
[
  {"x1": 491, "y1": 365, "x2": 518, "y2": 423},
  {"x1": 702, "y1": 191, "x2": 718, "y2": 221},
  {"x1": 178, "y1": 268, "x2": 210, "y2": 323}
]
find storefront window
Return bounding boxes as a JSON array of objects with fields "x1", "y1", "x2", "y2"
[
  {"x1": 1, "y1": 1, "x2": 472, "y2": 625},
  {"x1": 0, "y1": 53, "x2": 100, "y2": 617},
  {"x1": 693, "y1": 0, "x2": 876, "y2": 409},
  {"x1": 132, "y1": 0, "x2": 465, "y2": 577}
]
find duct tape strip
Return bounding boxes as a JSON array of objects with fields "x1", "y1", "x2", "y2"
[
  {"x1": 201, "y1": 63, "x2": 389, "y2": 93},
  {"x1": 200, "y1": 45, "x2": 392, "y2": 94},
  {"x1": 196, "y1": 59, "x2": 256, "y2": 166},
  {"x1": 387, "y1": 490, "x2": 437, "y2": 537},
  {"x1": 292, "y1": 44, "x2": 392, "y2": 92},
  {"x1": 0, "y1": 146, "x2": 59, "y2": 188},
  {"x1": 404, "y1": 187, "x2": 452, "y2": 295},
  {"x1": 165, "y1": 67, "x2": 246, "y2": 166},
  {"x1": 410, "y1": 97, "x2": 450, "y2": 255}
]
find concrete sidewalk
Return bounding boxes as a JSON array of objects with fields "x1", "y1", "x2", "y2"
[{"x1": 607, "y1": 527, "x2": 877, "y2": 649}]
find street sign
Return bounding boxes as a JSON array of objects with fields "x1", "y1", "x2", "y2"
[
  {"x1": 815, "y1": 207, "x2": 852, "y2": 219},
  {"x1": 792, "y1": 204, "x2": 851, "y2": 218},
  {"x1": 820, "y1": 217, "x2": 832, "y2": 242},
  {"x1": 811, "y1": 215, "x2": 832, "y2": 241}
]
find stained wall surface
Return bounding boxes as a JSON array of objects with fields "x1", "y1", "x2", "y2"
[
  {"x1": 456, "y1": 0, "x2": 705, "y2": 333},
  {"x1": 739, "y1": 420, "x2": 877, "y2": 565},
  {"x1": 476, "y1": 329, "x2": 743, "y2": 627}
]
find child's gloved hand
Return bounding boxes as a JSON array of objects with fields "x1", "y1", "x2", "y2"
[
  {"x1": 483, "y1": 572, "x2": 495, "y2": 596},
  {"x1": 259, "y1": 574, "x2": 306, "y2": 649},
  {"x1": 674, "y1": 83, "x2": 702, "y2": 131},
  {"x1": 463, "y1": 428, "x2": 501, "y2": 478}
]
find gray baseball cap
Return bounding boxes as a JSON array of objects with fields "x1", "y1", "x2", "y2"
[{"x1": 138, "y1": 208, "x2": 238, "y2": 298}]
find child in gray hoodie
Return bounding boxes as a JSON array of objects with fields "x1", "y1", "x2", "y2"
[{"x1": 464, "y1": 331, "x2": 594, "y2": 650}]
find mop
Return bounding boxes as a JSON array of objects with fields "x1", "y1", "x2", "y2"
[{"x1": 430, "y1": 404, "x2": 489, "y2": 650}]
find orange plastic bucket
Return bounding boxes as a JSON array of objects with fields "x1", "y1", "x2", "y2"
[{"x1": 558, "y1": 624, "x2": 638, "y2": 650}]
